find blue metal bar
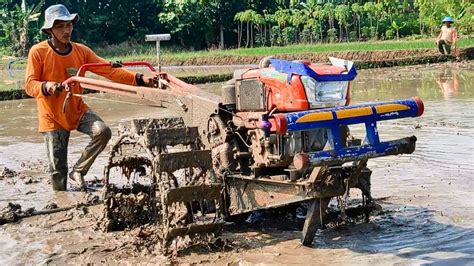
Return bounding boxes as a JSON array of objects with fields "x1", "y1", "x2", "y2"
[
  {"x1": 365, "y1": 121, "x2": 380, "y2": 146},
  {"x1": 328, "y1": 126, "x2": 343, "y2": 152},
  {"x1": 305, "y1": 136, "x2": 417, "y2": 167},
  {"x1": 273, "y1": 97, "x2": 423, "y2": 134},
  {"x1": 270, "y1": 97, "x2": 423, "y2": 163}
]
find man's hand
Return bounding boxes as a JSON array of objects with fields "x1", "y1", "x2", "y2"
[
  {"x1": 140, "y1": 75, "x2": 154, "y2": 87},
  {"x1": 45, "y1": 81, "x2": 64, "y2": 96}
]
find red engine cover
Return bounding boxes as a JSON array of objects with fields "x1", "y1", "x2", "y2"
[{"x1": 240, "y1": 64, "x2": 348, "y2": 112}]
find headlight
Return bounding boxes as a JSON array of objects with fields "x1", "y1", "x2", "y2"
[{"x1": 301, "y1": 76, "x2": 348, "y2": 108}]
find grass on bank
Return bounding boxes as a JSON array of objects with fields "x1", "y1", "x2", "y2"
[
  {"x1": 106, "y1": 38, "x2": 474, "y2": 63},
  {"x1": 2, "y1": 38, "x2": 473, "y2": 68}
]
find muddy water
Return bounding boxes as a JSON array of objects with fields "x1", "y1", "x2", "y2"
[{"x1": 0, "y1": 62, "x2": 473, "y2": 264}]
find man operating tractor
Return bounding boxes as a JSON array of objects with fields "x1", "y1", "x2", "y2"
[{"x1": 24, "y1": 4, "x2": 151, "y2": 191}]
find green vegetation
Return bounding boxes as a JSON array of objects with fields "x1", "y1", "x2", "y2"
[
  {"x1": 1, "y1": 0, "x2": 473, "y2": 56},
  {"x1": 107, "y1": 38, "x2": 474, "y2": 63}
]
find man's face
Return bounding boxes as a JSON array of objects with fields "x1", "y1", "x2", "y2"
[
  {"x1": 445, "y1": 22, "x2": 452, "y2": 28},
  {"x1": 49, "y1": 21, "x2": 73, "y2": 43}
]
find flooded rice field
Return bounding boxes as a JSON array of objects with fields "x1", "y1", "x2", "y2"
[{"x1": 0, "y1": 62, "x2": 473, "y2": 264}]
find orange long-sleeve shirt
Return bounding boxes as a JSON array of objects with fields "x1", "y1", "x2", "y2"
[{"x1": 25, "y1": 40, "x2": 138, "y2": 132}]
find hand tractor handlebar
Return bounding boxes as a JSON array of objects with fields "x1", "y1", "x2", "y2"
[{"x1": 75, "y1": 61, "x2": 157, "y2": 78}]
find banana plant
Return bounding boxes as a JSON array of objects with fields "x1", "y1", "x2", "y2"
[
  {"x1": 391, "y1": 20, "x2": 406, "y2": 40},
  {"x1": 0, "y1": 0, "x2": 44, "y2": 56}
]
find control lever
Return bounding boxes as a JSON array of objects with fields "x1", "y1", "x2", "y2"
[{"x1": 61, "y1": 85, "x2": 72, "y2": 113}]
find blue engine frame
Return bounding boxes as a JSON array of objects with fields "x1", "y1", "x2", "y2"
[
  {"x1": 271, "y1": 97, "x2": 423, "y2": 166},
  {"x1": 269, "y1": 58, "x2": 357, "y2": 83}
]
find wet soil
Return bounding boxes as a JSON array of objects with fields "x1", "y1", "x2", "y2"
[{"x1": 0, "y1": 62, "x2": 473, "y2": 264}]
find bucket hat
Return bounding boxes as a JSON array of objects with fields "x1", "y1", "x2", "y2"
[
  {"x1": 41, "y1": 4, "x2": 79, "y2": 34},
  {"x1": 442, "y1": 16, "x2": 454, "y2": 23}
]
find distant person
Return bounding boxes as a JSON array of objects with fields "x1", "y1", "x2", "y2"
[
  {"x1": 25, "y1": 4, "x2": 151, "y2": 191},
  {"x1": 435, "y1": 16, "x2": 458, "y2": 55}
]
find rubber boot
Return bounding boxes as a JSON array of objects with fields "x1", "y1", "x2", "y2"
[
  {"x1": 51, "y1": 172, "x2": 67, "y2": 191},
  {"x1": 69, "y1": 171, "x2": 86, "y2": 190}
]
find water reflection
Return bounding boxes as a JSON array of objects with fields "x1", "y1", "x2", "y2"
[
  {"x1": 436, "y1": 69, "x2": 459, "y2": 99},
  {"x1": 351, "y1": 62, "x2": 473, "y2": 102}
]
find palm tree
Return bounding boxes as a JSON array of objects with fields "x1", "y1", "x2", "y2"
[
  {"x1": 300, "y1": 0, "x2": 323, "y2": 43},
  {"x1": 235, "y1": 10, "x2": 260, "y2": 48},
  {"x1": 263, "y1": 10, "x2": 276, "y2": 45},
  {"x1": 234, "y1": 11, "x2": 245, "y2": 48},
  {"x1": 335, "y1": 4, "x2": 350, "y2": 42},
  {"x1": 314, "y1": 5, "x2": 325, "y2": 42},
  {"x1": 351, "y1": 3, "x2": 362, "y2": 41},
  {"x1": 323, "y1": 2, "x2": 335, "y2": 30},
  {"x1": 290, "y1": 9, "x2": 305, "y2": 43},
  {"x1": 252, "y1": 13, "x2": 265, "y2": 47},
  {"x1": 274, "y1": 9, "x2": 290, "y2": 29},
  {"x1": 374, "y1": 2, "x2": 384, "y2": 39},
  {"x1": 363, "y1": 2, "x2": 375, "y2": 29}
]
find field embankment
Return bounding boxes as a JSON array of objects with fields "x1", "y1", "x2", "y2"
[{"x1": 160, "y1": 47, "x2": 474, "y2": 67}]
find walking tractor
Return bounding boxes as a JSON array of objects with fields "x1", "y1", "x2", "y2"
[{"x1": 62, "y1": 56, "x2": 424, "y2": 248}]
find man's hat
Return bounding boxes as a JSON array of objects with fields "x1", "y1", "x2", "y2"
[
  {"x1": 41, "y1": 4, "x2": 79, "y2": 34},
  {"x1": 442, "y1": 16, "x2": 454, "y2": 23}
]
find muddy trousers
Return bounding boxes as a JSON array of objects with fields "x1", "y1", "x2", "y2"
[
  {"x1": 42, "y1": 111, "x2": 112, "y2": 191},
  {"x1": 438, "y1": 40, "x2": 452, "y2": 55}
]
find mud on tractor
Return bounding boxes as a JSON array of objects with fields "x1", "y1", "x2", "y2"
[{"x1": 62, "y1": 56, "x2": 424, "y2": 248}]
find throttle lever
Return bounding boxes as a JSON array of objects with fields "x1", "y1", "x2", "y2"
[{"x1": 61, "y1": 85, "x2": 72, "y2": 113}]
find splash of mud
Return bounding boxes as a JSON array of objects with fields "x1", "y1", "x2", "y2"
[
  {"x1": 0, "y1": 166, "x2": 25, "y2": 180},
  {"x1": 19, "y1": 159, "x2": 49, "y2": 174},
  {"x1": 0, "y1": 202, "x2": 35, "y2": 224}
]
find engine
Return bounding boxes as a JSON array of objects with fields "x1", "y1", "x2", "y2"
[
  {"x1": 246, "y1": 129, "x2": 328, "y2": 167},
  {"x1": 214, "y1": 57, "x2": 356, "y2": 176}
]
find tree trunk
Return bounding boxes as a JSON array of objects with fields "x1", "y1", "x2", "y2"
[
  {"x1": 250, "y1": 23, "x2": 253, "y2": 48},
  {"x1": 20, "y1": 20, "x2": 28, "y2": 56},
  {"x1": 269, "y1": 24, "x2": 272, "y2": 45},
  {"x1": 237, "y1": 22, "x2": 241, "y2": 48},
  {"x1": 358, "y1": 16, "x2": 361, "y2": 41},
  {"x1": 375, "y1": 20, "x2": 379, "y2": 39},
  {"x1": 346, "y1": 26, "x2": 349, "y2": 42},
  {"x1": 219, "y1": 25, "x2": 224, "y2": 49},
  {"x1": 263, "y1": 24, "x2": 266, "y2": 45},
  {"x1": 339, "y1": 24, "x2": 343, "y2": 42},
  {"x1": 320, "y1": 21, "x2": 323, "y2": 43},
  {"x1": 419, "y1": 14, "x2": 423, "y2": 35},
  {"x1": 246, "y1": 21, "x2": 250, "y2": 48}
]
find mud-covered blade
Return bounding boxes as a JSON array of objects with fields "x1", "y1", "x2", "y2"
[
  {"x1": 165, "y1": 222, "x2": 225, "y2": 240},
  {"x1": 164, "y1": 184, "x2": 223, "y2": 204}
]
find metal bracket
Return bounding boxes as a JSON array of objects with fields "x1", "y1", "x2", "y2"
[{"x1": 145, "y1": 34, "x2": 171, "y2": 72}]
